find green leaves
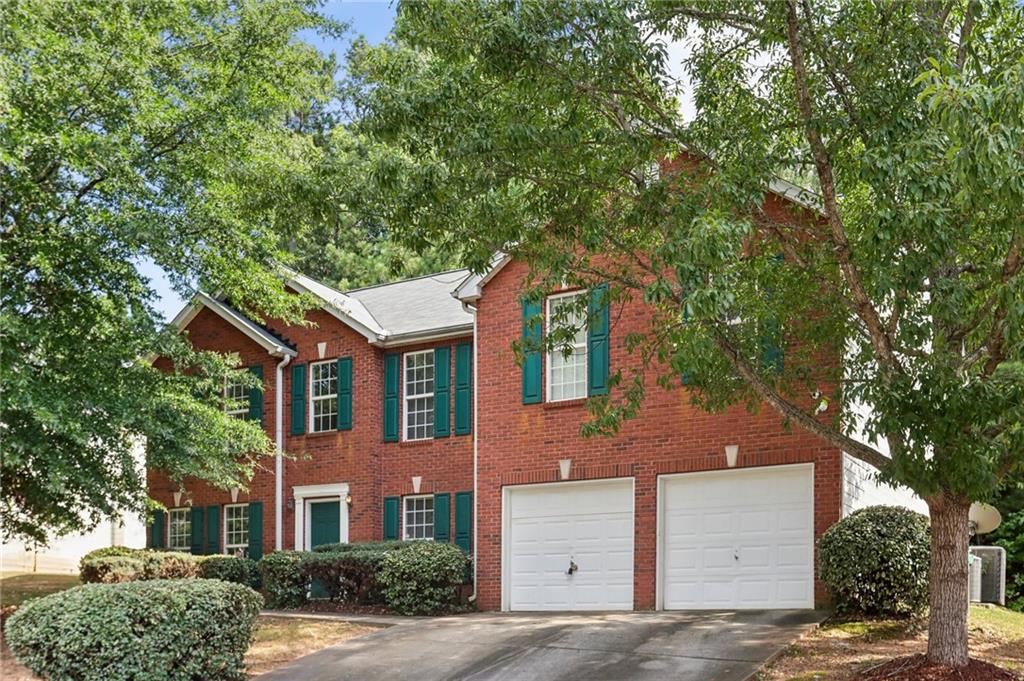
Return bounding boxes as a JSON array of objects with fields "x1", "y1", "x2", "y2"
[
  {"x1": 348, "y1": 0, "x2": 1024, "y2": 503},
  {"x1": 1, "y1": 0, "x2": 338, "y2": 542}
]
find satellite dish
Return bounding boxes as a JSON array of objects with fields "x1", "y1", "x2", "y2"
[{"x1": 969, "y1": 503, "x2": 1002, "y2": 535}]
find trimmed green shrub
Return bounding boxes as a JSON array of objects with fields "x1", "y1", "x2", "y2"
[
  {"x1": 378, "y1": 542, "x2": 470, "y2": 615},
  {"x1": 259, "y1": 551, "x2": 306, "y2": 608},
  {"x1": 819, "y1": 505, "x2": 931, "y2": 616},
  {"x1": 4, "y1": 579, "x2": 262, "y2": 681},
  {"x1": 302, "y1": 549, "x2": 389, "y2": 604},
  {"x1": 312, "y1": 540, "x2": 409, "y2": 553},
  {"x1": 78, "y1": 546, "x2": 136, "y2": 571},
  {"x1": 200, "y1": 556, "x2": 262, "y2": 590},
  {"x1": 79, "y1": 549, "x2": 202, "y2": 584}
]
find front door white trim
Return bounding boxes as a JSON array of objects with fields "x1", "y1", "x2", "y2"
[
  {"x1": 293, "y1": 482, "x2": 349, "y2": 550},
  {"x1": 655, "y1": 462, "x2": 815, "y2": 610},
  {"x1": 501, "y1": 476, "x2": 635, "y2": 611}
]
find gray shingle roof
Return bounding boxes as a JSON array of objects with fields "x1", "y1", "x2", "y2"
[{"x1": 346, "y1": 269, "x2": 473, "y2": 338}]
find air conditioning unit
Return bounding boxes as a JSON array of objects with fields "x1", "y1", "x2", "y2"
[{"x1": 969, "y1": 546, "x2": 1006, "y2": 606}]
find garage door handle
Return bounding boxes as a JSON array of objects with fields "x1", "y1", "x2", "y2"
[
  {"x1": 567, "y1": 559, "x2": 578, "y2": 575},
  {"x1": 734, "y1": 551, "x2": 739, "y2": 561}
]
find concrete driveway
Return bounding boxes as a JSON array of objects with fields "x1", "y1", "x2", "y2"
[{"x1": 256, "y1": 610, "x2": 824, "y2": 681}]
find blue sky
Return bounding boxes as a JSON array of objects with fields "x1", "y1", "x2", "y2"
[{"x1": 139, "y1": 1, "x2": 397, "y2": 321}]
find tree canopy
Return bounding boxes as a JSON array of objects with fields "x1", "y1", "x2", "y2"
[
  {"x1": 346, "y1": 0, "x2": 1023, "y2": 666},
  {"x1": 0, "y1": 0, "x2": 341, "y2": 542}
]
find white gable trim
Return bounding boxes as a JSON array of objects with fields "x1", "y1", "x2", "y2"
[
  {"x1": 283, "y1": 270, "x2": 386, "y2": 343},
  {"x1": 173, "y1": 292, "x2": 296, "y2": 357},
  {"x1": 453, "y1": 251, "x2": 511, "y2": 302}
]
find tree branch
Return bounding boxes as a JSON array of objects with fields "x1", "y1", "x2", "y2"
[
  {"x1": 783, "y1": 0, "x2": 901, "y2": 373},
  {"x1": 712, "y1": 329, "x2": 891, "y2": 470}
]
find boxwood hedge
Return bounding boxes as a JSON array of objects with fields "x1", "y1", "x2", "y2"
[
  {"x1": 4, "y1": 579, "x2": 262, "y2": 681},
  {"x1": 819, "y1": 505, "x2": 931, "y2": 616},
  {"x1": 378, "y1": 542, "x2": 470, "y2": 615}
]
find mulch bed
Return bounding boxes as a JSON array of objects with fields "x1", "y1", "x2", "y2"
[{"x1": 857, "y1": 654, "x2": 1020, "y2": 680}]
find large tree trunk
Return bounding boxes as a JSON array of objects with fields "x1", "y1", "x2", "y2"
[{"x1": 926, "y1": 493, "x2": 971, "y2": 667}]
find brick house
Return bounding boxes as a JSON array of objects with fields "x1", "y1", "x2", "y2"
[{"x1": 149, "y1": 194, "x2": 918, "y2": 611}]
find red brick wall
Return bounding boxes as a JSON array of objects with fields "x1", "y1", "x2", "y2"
[
  {"x1": 472, "y1": 257, "x2": 843, "y2": 611},
  {"x1": 147, "y1": 305, "x2": 473, "y2": 552}
]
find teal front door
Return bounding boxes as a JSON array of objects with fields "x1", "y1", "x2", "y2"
[{"x1": 309, "y1": 501, "x2": 341, "y2": 549}]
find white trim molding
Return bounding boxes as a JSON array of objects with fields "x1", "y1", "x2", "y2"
[
  {"x1": 292, "y1": 483, "x2": 349, "y2": 551},
  {"x1": 172, "y1": 292, "x2": 296, "y2": 358}
]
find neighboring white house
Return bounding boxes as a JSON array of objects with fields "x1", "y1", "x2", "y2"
[
  {"x1": 1, "y1": 514, "x2": 146, "y2": 573},
  {"x1": 843, "y1": 396, "x2": 929, "y2": 516}
]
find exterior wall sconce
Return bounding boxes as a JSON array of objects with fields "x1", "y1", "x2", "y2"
[
  {"x1": 345, "y1": 494, "x2": 353, "y2": 508},
  {"x1": 559, "y1": 459, "x2": 572, "y2": 481},
  {"x1": 230, "y1": 487, "x2": 241, "y2": 503},
  {"x1": 412, "y1": 476, "x2": 422, "y2": 494},
  {"x1": 725, "y1": 445, "x2": 739, "y2": 468},
  {"x1": 286, "y1": 498, "x2": 295, "y2": 510}
]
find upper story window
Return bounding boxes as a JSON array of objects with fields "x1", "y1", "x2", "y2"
[
  {"x1": 310, "y1": 360, "x2": 338, "y2": 432},
  {"x1": 224, "y1": 372, "x2": 249, "y2": 419},
  {"x1": 224, "y1": 503, "x2": 249, "y2": 556},
  {"x1": 403, "y1": 495, "x2": 434, "y2": 540},
  {"x1": 546, "y1": 292, "x2": 587, "y2": 402},
  {"x1": 403, "y1": 350, "x2": 434, "y2": 441},
  {"x1": 168, "y1": 508, "x2": 191, "y2": 551}
]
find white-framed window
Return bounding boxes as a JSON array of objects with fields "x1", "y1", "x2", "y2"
[
  {"x1": 403, "y1": 495, "x2": 434, "y2": 540},
  {"x1": 168, "y1": 508, "x2": 191, "y2": 551},
  {"x1": 546, "y1": 291, "x2": 588, "y2": 402},
  {"x1": 403, "y1": 350, "x2": 434, "y2": 441},
  {"x1": 310, "y1": 360, "x2": 338, "y2": 432},
  {"x1": 224, "y1": 503, "x2": 249, "y2": 555},
  {"x1": 224, "y1": 372, "x2": 249, "y2": 419}
]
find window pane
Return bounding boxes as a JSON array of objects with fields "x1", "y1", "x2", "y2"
[
  {"x1": 225, "y1": 372, "x2": 249, "y2": 419},
  {"x1": 168, "y1": 509, "x2": 191, "y2": 551},
  {"x1": 547, "y1": 294, "x2": 588, "y2": 401},
  {"x1": 311, "y1": 361, "x2": 338, "y2": 432},
  {"x1": 224, "y1": 504, "x2": 249, "y2": 555},
  {"x1": 403, "y1": 496, "x2": 435, "y2": 540},
  {"x1": 404, "y1": 351, "x2": 435, "y2": 439}
]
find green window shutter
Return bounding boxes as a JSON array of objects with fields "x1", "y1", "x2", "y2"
[
  {"x1": 433, "y1": 493, "x2": 451, "y2": 542},
  {"x1": 190, "y1": 507, "x2": 205, "y2": 555},
  {"x1": 383, "y1": 354, "x2": 400, "y2": 442},
  {"x1": 454, "y1": 342, "x2": 472, "y2": 435},
  {"x1": 150, "y1": 510, "x2": 165, "y2": 549},
  {"x1": 290, "y1": 363, "x2": 306, "y2": 435},
  {"x1": 587, "y1": 284, "x2": 610, "y2": 396},
  {"x1": 337, "y1": 357, "x2": 353, "y2": 431},
  {"x1": 522, "y1": 299, "x2": 542, "y2": 404},
  {"x1": 206, "y1": 505, "x2": 220, "y2": 555},
  {"x1": 248, "y1": 365, "x2": 264, "y2": 426},
  {"x1": 761, "y1": 318, "x2": 784, "y2": 374},
  {"x1": 434, "y1": 347, "x2": 451, "y2": 437},
  {"x1": 383, "y1": 496, "x2": 400, "y2": 540},
  {"x1": 454, "y1": 491, "x2": 472, "y2": 553},
  {"x1": 247, "y1": 502, "x2": 263, "y2": 560}
]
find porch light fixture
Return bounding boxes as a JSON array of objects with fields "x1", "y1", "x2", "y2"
[
  {"x1": 345, "y1": 493, "x2": 353, "y2": 507},
  {"x1": 559, "y1": 459, "x2": 572, "y2": 481},
  {"x1": 412, "y1": 476, "x2": 422, "y2": 494},
  {"x1": 725, "y1": 445, "x2": 739, "y2": 468}
]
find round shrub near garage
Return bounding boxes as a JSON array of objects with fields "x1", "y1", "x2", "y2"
[
  {"x1": 819, "y1": 505, "x2": 931, "y2": 616},
  {"x1": 79, "y1": 547, "x2": 202, "y2": 584},
  {"x1": 4, "y1": 579, "x2": 262, "y2": 681},
  {"x1": 378, "y1": 541, "x2": 471, "y2": 615}
]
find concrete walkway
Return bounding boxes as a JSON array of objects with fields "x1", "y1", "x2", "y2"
[{"x1": 255, "y1": 610, "x2": 824, "y2": 681}]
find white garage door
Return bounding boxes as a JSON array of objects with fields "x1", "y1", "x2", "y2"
[
  {"x1": 660, "y1": 464, "x2": 814, "y2": 610},
  {"x1": 505, "y1": 479, "x2": 634, "y2": 611}
]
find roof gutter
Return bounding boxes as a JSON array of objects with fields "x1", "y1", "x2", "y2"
[{"x1": 460, "y1": 300, "x2": 479, "y2": 604}]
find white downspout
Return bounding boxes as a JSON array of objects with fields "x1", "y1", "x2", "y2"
[
  {"x1": 462, "y1": 301, "x2": 479, "y2": 602},
  {"x1": 275, "y1": 353, "x2": 292, "y2": 551}
]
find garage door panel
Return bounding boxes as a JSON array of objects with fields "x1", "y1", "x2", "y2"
[
  {"x1": 661, "y1": 465, "x2": 814, "y2": 610},
  {"x1": 507, "y1": 479, "x2": 634, "y2": 611}
]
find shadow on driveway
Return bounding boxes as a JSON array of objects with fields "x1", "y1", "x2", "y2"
[{"x1": 255, "y1": 610, "x2": 825, "y2": 681}]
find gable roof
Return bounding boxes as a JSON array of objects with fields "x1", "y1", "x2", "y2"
[
  {"x1": 347, "y1": 269, "x2": 473, "y2": 344},
  {"x1": 172, "y1": 292, "x2": 297, "y2": 357},
  {"x1": 284, "y1": 269, "x2": 385, "y2": 342},
  {"x1": 454, "y1": 177, "x2": 823, "y2": 302}
]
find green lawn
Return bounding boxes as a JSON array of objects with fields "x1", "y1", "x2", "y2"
[{"x1": 0, "y1": 573, "x2": 80, "y2": 608}]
